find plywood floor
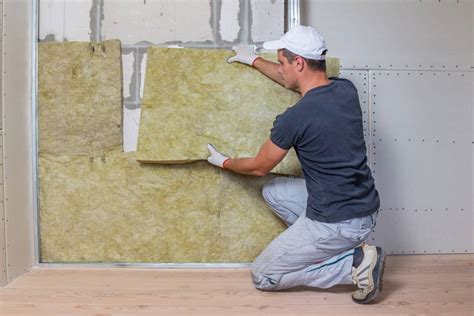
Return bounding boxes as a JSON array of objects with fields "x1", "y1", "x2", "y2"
[{"x1": 1, "y1": 255, "x2": 473, "y2": 315}]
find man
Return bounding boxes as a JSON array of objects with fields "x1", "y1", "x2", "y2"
[{"x1": 206, "y1": 25, "x2": 385, "y2": 304}]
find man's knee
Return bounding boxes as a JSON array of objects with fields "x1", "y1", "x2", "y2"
[{"x1": 250, "y1": 265, "x2": 280, "y2": 292}]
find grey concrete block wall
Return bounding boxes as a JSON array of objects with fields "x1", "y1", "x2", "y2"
[{"x1": 39, "y1": 0, "x2": 285, "y2": 151}]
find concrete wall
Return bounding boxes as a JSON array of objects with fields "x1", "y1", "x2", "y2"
[{"x1": 39, "y1": 0, "x2": 285, "y2": 152}]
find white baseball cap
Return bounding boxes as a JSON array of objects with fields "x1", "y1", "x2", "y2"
[{"x1": 263, "y1": 25, "x2": 327, "y2": 60}]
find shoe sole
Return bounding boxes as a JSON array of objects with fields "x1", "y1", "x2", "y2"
[{"x1": 352, "y1": 247, "x2": 386, "y2": 304}]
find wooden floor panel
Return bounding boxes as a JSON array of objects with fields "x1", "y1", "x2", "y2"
[{"x1": 1, "y1": 254, "x2": 473, "y2": 315}]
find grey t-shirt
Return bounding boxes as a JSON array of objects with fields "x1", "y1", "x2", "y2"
[{"x1": 270, "y1": 78, "x2": 379, "y2": 223}]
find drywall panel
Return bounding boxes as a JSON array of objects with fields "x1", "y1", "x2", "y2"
[
  {"x1": 102, "y1": 0, "x2": 213, "y2": 45},
  {"x1": 38, "y1": 40, "x2": 123, "y2": 156},
  {"x1": 0, "y1": 132, "x2": 5, "y2": 286},
  {"x1": 373, "y1": 140, "x2": 470, "y2": 215},
  {"x1": 39, "y1": 0, "x2": 92, "y2": 41},
  {"x1": 0, "y1": 1, "x2": 4, "y2": 286},
  {"x1": 39, "y1": 151, "x2": 286, "y2": 263},
  {"x1": 3, "y1": 0, "x2": 35, "y2": 284},
  {"x1": 251, "y1": 0, "x2": 285, "y2": 42},
  {"x1": 370, "y1": 205, "x2": 473, "y2": 255},
  {"x1": 369, "y1": 71, "x2": 473, "y2": 253},
  {"x1": 0, "y1": 196, "x2": 5, "y2": 286},
  {"x1": 301, "y1": 0, "x2": 473, "y2": 71},
  {"x1": 0, "y1": 2, "x2": 2, "y2": 131},
  {"x1": 136, "y1": 47, "x2": 340, "y2": 175},
  {"x1": 371, "y1": 71, "x2": 471, "y2": 143}
]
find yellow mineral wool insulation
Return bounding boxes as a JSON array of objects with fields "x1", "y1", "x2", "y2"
[
  {"x1": 136, "y1": 47, "x2": 340, "y2": 175},
  {"x1": 219, "y1": 171, "x2": 286, "y2": 262},
  {"x1": 38, "y1": 40, "x2": 123, "y2": 156},
  {"x1": 39, "y1": 151, "x2": 221, "y2": 263},
  {"x1": 39, "y1": 151, "x2": 285, "y2": 263}
]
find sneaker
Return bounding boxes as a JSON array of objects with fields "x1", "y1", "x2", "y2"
[{"x1": 351, "y1": 244, "x2": 386, "y2": 304}]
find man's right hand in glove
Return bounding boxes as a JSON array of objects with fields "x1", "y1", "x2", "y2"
[
  {"x1": 227, "y1": 45, "x2": 262, "y2": 67},
  {"x1": 227, "y1": 45, "x2": 286, "y2": 88}
]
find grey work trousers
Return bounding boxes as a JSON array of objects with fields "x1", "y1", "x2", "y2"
[{"x1": 250, "y1": 177, "x2": 377, "y2": 291}]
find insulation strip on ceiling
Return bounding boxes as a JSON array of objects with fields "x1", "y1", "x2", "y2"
[{"x1": 136, "y1": 47, "x2": 340, "y2": 175}]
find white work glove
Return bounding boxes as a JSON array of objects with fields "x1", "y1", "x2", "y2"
[
  {"x1": 227, "y1": 45, "x2": 262, "y2": 66},
  {"x1": 207, "y1": 144, "x2": 230, "y2": 168}
]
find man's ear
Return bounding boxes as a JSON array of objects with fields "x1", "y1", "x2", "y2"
[{"x1": 294, "y1": 56, "x2": 305, "y2": 71}]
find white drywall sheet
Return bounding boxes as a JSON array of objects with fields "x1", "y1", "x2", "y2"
[
  {"x1": 369, "y1": 71, "x2": 473, "y2": 254},
  {"x1": 3, "y1": 0, "x2": 35, "y2": 285},
  {"x1": 301, "y1": 0, "x2": 473, "y2": 71}
]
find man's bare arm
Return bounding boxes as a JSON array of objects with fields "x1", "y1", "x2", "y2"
[
  {"x1": 252, "y1": 58, "x2": 284, "y2": 86},
  {"x1": 207, "y1": 139, "x2": 288, "y2": 176},
  {"x1": 227, "y1": 45, "x2": 284, "y2": 86}
]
